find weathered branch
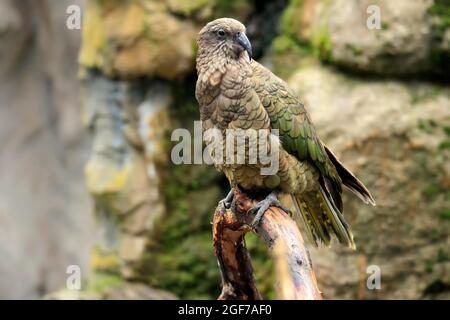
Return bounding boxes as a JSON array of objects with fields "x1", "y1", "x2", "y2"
[{"x1": 213, "y1": 187, "x2": 322, "y2": 300}]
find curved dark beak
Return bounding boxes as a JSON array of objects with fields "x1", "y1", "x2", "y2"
[{"x1": 235, "y1": 32, "x2": 252, "y2": 61}]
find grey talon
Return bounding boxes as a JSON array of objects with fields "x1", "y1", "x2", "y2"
[
  {"x1": 224, "y1": 189, "x2": 234, "y2": 208},
  {"x1": 248, "y1": 192, "x2": 288, "y2": 227}
]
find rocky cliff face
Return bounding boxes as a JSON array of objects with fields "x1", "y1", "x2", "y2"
[
  {"x1": 0, "y1": 0, "x2": 91, "y2": 299},
  {"x1": 282, "y1": 0, "x2": 450, "y2": 78},
  {"x1": 1, "y1": 0, "x2": 448, "y2": 299}
]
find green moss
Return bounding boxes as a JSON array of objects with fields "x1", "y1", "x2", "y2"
[
  {"x1": 273, "y1": 35, "x2": 298, "y2": 55},
  {"x1": 438, "y1": 140, "x2": 450, "y2": 150},
  {"x1": 443, "y1": 125, "x2": 450, "y2": 136},
  {"x1": 423, "y1": 184, "x2": 440, "y2": 198},
  {"x1": 428, "y1": 0, "x2": 450, "y2": 28},
  {"x1": 144, "y1": 232, "x2": 221, "y2": 299},
  {"x1": 345, "y1": 44, "x2": 363, "y2": 57},
  {"x1": 425, "y1": 247, "x2": 450, "y2": 273},
  {"x1": 439, "y1": 209, "x2": 450, "y2": 220},
  {"x1": 425, "y1": 259, "x2": 434, "y2": 273},
  {"x1": 404, "y1": 223, "x2": 414, "y2": 232},
  {"x1": 273, "y1": 0, "x2": 336, "y2": 76},
  {"x1": 272, "y1": 35, "x2": 312, "y2": 56},
  {"x1": 85, "y1": 272, "x2": 123, "y2": 294},
  {"x1": 417, "y1": 119, "x2": 438, "y2": 132},
  {"x1": 312, "y1": 26, "x2": 333, "y2": 63},
  {"x1": 430, "y1": 228, "x2": 443, "y2": 241},
  {"x1": 280, "y1": 0, "x2": 304, "y2": 42},
  {"x1": 214, "y1": 0, "x2": 251, "y2": 19},
  {"x1": 427, "y1": 0, "x2": 450, "y2": 74},
  {"x1": 91, "y1": 245, "x2": 120, "y2": 274},
  {"x1": 280, "y1": 0, "x2": 334, "y2": 63},
  {"x1": 271, "y1": 34, "x2": 313, "y2": 78},
  {"x1": 167, "y1": 0, "x2": 212, "y2": 17},
  {"x1": 437, "y1": 248, "x2": 450, "y2": 262}
]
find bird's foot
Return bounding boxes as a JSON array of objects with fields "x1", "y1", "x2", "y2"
[
  {"x1": 247, "y1": 192, "x2": 291, "y2": 228},
  {"x1": 219, "y1": 189, "x2": 235, "y2": 214}
]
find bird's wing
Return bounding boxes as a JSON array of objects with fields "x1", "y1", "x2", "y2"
[{"x1": 251, "y1": 62, "x2": 343, "y2": 209}]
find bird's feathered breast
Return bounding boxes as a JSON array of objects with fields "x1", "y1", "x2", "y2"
[{"x1": 196, "y1": 54, "x2": 253, "y2": 127}]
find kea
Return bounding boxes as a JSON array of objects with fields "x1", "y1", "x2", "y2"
[{"x1": 195, "y1": 18, "x2": 375, "y2": 248}]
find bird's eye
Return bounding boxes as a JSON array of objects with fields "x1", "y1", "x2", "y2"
[{"x1": 216, "y1": 29, "x2": 226, "y2": 37}]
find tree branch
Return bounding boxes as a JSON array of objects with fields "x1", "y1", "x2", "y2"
[{"x1": 213, "y1": 187, "x2": 322, "y2": 300}]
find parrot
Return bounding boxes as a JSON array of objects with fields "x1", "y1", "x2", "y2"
[{"x1": 195, "y1": 18, "x2": 375, "y2": 249}]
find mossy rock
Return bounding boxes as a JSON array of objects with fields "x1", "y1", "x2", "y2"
[
  {"x1": 280, "y1": 0, "x2": 305, "y2": 43},
  {"x1": 275, "y1": 0, "x2": 333, "y2": 71},
  {"x1": 279, "y1": 0, "x2": 450, "y2": 78},
  {"x1": 166, "y1": 0, "x2": 215, "y2": 20},
  {"x1": 428, "y1": 0, "x2": 450, "y2": 75},
  {"x1": 80, "y1": 0, "x2": 196, "y2": 79}
]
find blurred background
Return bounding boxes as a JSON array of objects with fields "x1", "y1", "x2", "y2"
[{"x1": 0, "y1": 0, "x2": 449, "y2": 300}]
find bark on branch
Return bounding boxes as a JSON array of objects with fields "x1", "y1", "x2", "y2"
[{"x1": 213, "y1": 187, "x2": 322, "y2": 300}]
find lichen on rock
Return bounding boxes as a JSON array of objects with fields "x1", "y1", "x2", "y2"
[
  {"x1": 282, "y1": 0, "x2": 449, "y2": 78},
  {"x1": 80, "y1": 0, "x2": 196, "y2": 80}
]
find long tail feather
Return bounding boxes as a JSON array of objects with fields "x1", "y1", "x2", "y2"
[
  {"x1": 324, "y1": 145, "x2": 376, "y2": 206},
  {"x1": 292, "y1": 187, "x2": 355, "y2": 249},
  {"x1": 291, "y1": 195, "x2": 321, "y2": 246}
]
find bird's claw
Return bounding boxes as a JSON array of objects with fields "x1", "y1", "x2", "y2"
[
  {"x1": 220, "y1": 189, "x2": 235, "y2": 214},
  {"x1": 248, "y1": 192, "x2": 291, "y2": 228}
]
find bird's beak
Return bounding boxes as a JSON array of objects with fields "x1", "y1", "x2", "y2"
[{"x1": 235, "y1": 32, "x2": 252, "y2": 61}]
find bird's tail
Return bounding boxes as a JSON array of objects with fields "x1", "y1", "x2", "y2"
[
  {"x1": 324, "y1": 145, "x2": 376, "y2": 206},
  {"x1": 291, "y1": 186, "x2": 356, "y2": 249}
]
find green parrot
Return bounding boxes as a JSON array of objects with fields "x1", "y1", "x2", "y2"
[{"x1": 195, "y1": 18, "x2": 375, "y2": 248}]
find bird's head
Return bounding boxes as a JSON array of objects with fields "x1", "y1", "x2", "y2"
[{"x1": 197, "y1": 18, "x2": 252, "y2": 62}]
